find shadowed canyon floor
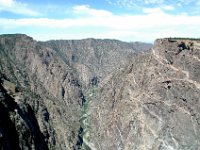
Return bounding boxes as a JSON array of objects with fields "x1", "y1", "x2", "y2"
[{"x1": 0, "y1": 34, "x2": 199, "y2": 150}]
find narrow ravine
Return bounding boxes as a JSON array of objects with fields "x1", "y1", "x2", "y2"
[{"x1": 79, "y1": 84, "x2": 98, "y2": 150}]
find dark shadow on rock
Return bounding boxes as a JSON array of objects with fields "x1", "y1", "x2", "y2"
[
  {"x1": 0, "y1": 102, "x2": 21, "y2": 150},
  {"x1": 0, "y1": 80, "x2": 49, "y2": 150}
]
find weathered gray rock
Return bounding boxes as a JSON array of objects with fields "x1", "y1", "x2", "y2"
[
  {"x1": 0, "y1": 34, "x2": 82, "y2": 149},
  {"x1": 42, "y1": 38, "x2": 152, "y2": 86},
  {"x1": 86, "y1": 38, "x2": 200, "y2": 150}
]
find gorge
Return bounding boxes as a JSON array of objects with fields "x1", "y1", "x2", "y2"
[{"x1": 0, "y1": 34, "x2": 199, "y2": 150}]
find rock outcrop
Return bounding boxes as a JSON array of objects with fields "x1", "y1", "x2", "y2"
[{"x1": 0, "y1": 34, "x2": 83, "y2": 149}]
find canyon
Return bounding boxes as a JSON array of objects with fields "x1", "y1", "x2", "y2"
[{"x1": 0, "y1": 34, "x2": 199, "y2": 150}]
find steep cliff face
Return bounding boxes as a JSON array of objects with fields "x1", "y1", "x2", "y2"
[
  {"x1": 86, "y1": 39, "x2": 200, "y2": 149},
  {"x1": 0, "y1": 34, "x2": 83, "y2": 149},
  {"x1": 0, "y1": 79, "x2": 48, "y2": 150},
  {"x1": 0, "y1": 34, "x2": 152, "y2": 150},
  {"x1": 41, "y1": 39, "x2": 151, "y2": 86}
]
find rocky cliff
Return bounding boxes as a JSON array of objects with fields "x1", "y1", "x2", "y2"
[
  {"x1": 86, "y1": 38, "x2": 200, "y2": 150},
  {"x1": 0, "y1": 34, "x2": 151, "y2": 150},
  {"x1": 0, "y1": 34, "x2": 199, "y2": 150}
]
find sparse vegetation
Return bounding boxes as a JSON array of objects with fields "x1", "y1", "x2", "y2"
[{"x1": 167, "y1": 37, "x2": 200, "y2": 41}]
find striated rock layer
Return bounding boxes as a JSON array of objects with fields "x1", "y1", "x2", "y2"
[{"x1": 0, "y1": 34, "x2": 200, "y2": 150}]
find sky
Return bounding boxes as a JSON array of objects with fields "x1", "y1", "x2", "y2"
[{"x1": 0, "y1": 0, "x2": 200, "y2": 42}]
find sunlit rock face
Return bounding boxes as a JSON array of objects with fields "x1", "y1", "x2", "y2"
[
  {"x1": 86, "y1": 38, "x2": 200, "y2": 150},
  {"x1": 1, "y1": 34, "x2": 199, "y2": 150}
]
